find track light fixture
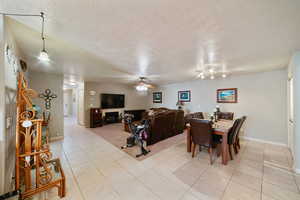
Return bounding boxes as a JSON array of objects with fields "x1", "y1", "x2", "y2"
[{"x1": 0, "y1": 11, "x2": 49, "y2": 62}]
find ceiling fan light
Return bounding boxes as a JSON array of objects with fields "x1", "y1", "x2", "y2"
[
  {"x1": 38, "y1": 49, "x2": 50, "y2": 62},
  {"x1": 136, "y1": 85, "x2": 148, "y2": 91}
]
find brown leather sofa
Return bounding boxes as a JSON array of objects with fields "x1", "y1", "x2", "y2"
[{"x1": 145, "y1": 108, "x2": 184, "y2": 145}]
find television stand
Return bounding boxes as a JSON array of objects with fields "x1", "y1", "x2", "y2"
[{"x1": 90, "y1": 108, "x2": 103, "y2": 128}]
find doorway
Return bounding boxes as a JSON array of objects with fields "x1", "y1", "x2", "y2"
[{"x1": 63, "y1": 87, "x2": 78, "y2": 122}]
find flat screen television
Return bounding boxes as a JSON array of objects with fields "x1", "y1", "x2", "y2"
[{"x1": 101, "y1": 93, "x2": 125, "y2": 109}]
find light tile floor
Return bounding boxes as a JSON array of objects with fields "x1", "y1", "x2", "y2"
[{"x1": 32, "y1": 118, "x2": 300, "y2": 200}]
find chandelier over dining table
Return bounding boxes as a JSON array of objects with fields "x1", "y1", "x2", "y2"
[{"x1": 196, "y1": 63, "x2": 228, "y2": 80}]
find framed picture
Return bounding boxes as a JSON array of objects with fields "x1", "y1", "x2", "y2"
[
  {"x1": 153, "y1": 92, "x2": 162, "y2": 103},
  {"x1": 217, "y1": 88, "x2": 238, "y2": 103},
  {"x1": 178, "y1": 90, "x2": 191, "y2": 102}
]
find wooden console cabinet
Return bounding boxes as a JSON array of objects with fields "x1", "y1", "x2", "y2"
[{"x1": 90, "y1": 108, "x2": 103, "y2": 128}]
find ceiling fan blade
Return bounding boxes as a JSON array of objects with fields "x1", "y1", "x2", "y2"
[{"x1": 145, "y1": 84, "x2": 155, "y2": 89}]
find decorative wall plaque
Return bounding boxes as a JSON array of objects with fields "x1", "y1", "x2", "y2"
[{"x1": 39, "y1": 89, "x2": 57, "y2": 110}]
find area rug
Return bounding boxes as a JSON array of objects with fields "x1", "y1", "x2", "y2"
[{"x1": 89, "y1": 123, "x2": 185, "y2": 161}]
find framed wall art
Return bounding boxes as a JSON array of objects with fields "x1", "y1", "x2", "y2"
[
  {"x1": 178, "y1": 90, "x2": 191, "y2": 102},
  {"x1": 153, "y1": 92, "x2": 162, "y2": 103},
  {"x1": 217, "y1": 88, "x2": 238, "y2": 103}
]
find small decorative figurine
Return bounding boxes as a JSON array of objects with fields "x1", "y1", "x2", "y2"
[{"x1": 176, "y1": 100, "x2": 184, "y2": 110}]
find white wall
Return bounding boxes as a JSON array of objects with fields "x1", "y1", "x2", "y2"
[
  {"x1": 289, "y1": 52, "x2": 300, "y2": 173},
  {"x1": 72, "y1": 88, "x2": 77, "y2": 118},
  {"x1": 0, "y1": 16, "x2": 23, "y2": 194},
  {"x1": 77, "y1": 81, "x2": 85, "y2": 126},
  {"x1": 29, "y1": 71, "x2": 64, "y2": 139},
  {"x1": 84, "y1": 82, "x2": 151, "y2": 126},
  {"x1": 151, "y1": 69, "x2": 287, "y2": 145},
  {"x1": 0, "y1": 14, "x2": 5, "y2": 195}
]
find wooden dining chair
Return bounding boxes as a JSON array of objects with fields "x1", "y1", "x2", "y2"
[
  {"x1": 227, "y1": 118, "x2": 241, "y2": 160},
  {"x1": 189, "y1": 119, "x2": 216, "y2": 165},
  {"x1": 184, "y1": 112, "x2": 204, "y2": 125},
  {"x1": 218, "y1": 112, "x2": 234, "y2": 120},
  {"x1": 235, "y1": 116, "x2": 247, "y2": 152}
]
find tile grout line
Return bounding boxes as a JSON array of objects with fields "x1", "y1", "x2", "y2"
[
  {"x1": 64, "y1": 121, "x2": 179, "y2": 199},
  {"x1": 261, "y1": 142, "x2": 266, "y2": 200},
  {"x1": 263, "y1": 144, "x2": 300, "y2": 195},
  {"x1": 134, "y1": 175, "x2": 163, "y2": 200},
  {"x1": 219, "y1": 142, "x2": 247, "y2": 200},
  {"x1": 61, "y1": 144, "x2": 87, "y2": 200},
  {"x1": 261, "y1": 143, "x2": 300, "y2": 198},
  {"x1": 179, "y1": 142, "x2": 246, "y2": 200},
  {"x1": 135, "y1": 166, "x2": 177, "y2": 200},
  {"x1": 176, "y1": 155, "x2": 211, "y2": 200},
  {"x1": 294, "y1": 174, "x2": 300, "y2": 193},
  {"x1": 77, "y1": 123, "x2": 160, "y2": 199},
  {"x1": 66, "y1": 124, "x2": 131, "y2": 199},
  {"x1": 110, "y1": 158, "x2": 163, "y2": 200}
]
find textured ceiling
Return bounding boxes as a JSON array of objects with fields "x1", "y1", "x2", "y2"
[{"x1": 2, "y1": 0, "x2": 300, "y2": 85}]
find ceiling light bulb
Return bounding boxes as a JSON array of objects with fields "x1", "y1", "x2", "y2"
[
  {"x1": 210, "y1": 75, "x2": 215, "y2": 80},
  {"x1": 222, "y1": 74, "x2": 227, "y2": 78},
  {"x1": 38, "y1": 49, "x2": 50, "y2": 62},
  {"x1": 136, "y1": 85, "x2": 148, "y2": 91},
  {"x1": 201, "y1": 76, "x2": 205, "y2": 80},
  {"x1": 209, "y1": 69, "x2": 214, "y2": 73},
  {"x1": 197, "y1": 72, "x2": 204, "y2": 78}
]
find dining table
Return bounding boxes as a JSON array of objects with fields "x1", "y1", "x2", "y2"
[{"x1": 186, "y1": 119, "x2": 234, "y2": 165}]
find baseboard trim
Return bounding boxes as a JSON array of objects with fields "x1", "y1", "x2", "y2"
[
  {"x1": 50, "y1": 136, "x2": 64, "y2": 142},
  {"x1": 264, "y1": 161, "x2": 293, "y2": 173},
  {"x1": 240, "y1": 136, "x2": 287, "y2": 147},
  {"x1": 294, "y1": 168, "x2": 300, "y2": 174}
]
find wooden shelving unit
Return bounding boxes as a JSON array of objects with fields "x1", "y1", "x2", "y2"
[{"x1": 15, "y1": 72, "x2": 65, "y2": 199}]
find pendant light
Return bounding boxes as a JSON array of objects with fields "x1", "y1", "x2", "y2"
[
  {"x1": 0, "y1": 12, "x2": 49, "y2": 62},
  {"x1": 38, "y1": 12, "x2": 49, "y2": 62}
]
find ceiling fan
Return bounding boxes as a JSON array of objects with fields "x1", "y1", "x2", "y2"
[{"x1": 135, "y1": 77, "x2": 155, "y2": 91}]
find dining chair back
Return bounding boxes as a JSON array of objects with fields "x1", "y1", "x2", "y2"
[
  {"x1": 190, "y1": 119, "x2": 213, "y2": 146},
  {"x1": 235, "y1": 117, "x2": 246, "y2": 141},
  {"x1": 235, "y1": 116, "x2": 247, "y2": 149},
  {"x1": 184, "y1": 112, "x2": 204, "y2": 124},
  {"x1": 228, "y1": 118, "x2": 241, "y2": 145},
  {"x1": 189, "y1": 119, "x2": 215, "y2": 164},
  {"x1": 218, "y1": 112, "x2": 234, "y2": 120}
]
